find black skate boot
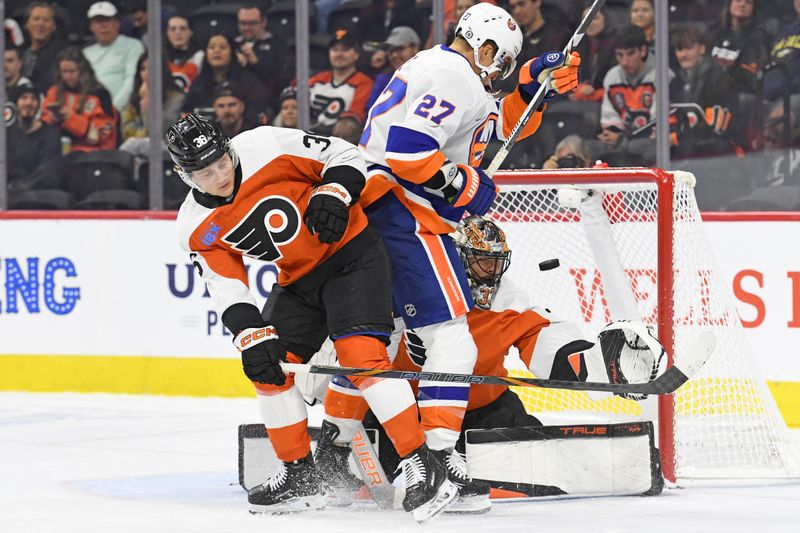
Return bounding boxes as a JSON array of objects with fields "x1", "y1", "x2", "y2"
[
  {"x1": 433, "y1": 448, "x2": 491, "y2": 514},
  {"x1": 313, "y1": 420, "x2": 366, "y2": 506},
  {"x1": 248, "y1": 453, "x2": 326, "y2": 514},
  {"x1": 398, "y1": 443, "x2": 458, "y2": 523}
]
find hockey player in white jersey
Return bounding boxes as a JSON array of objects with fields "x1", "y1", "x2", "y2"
[
  {"x1": 311, "y1": 2, "x2": 582, "y2": 513},
  {"x1": 167, "y1": 114, "x2": 457, "y2": 522}
]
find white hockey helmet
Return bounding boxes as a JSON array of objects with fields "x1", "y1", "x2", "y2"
[{"x1": 455, "y1": 3, "x2": 523, "y2": 81}]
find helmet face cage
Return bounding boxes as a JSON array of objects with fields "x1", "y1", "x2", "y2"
[
  {"x1": 454, "y1": 216, "x2": 512, "y2": 310},
  {"x1": 455, "y1": 4, "x2": 522, "y2": 82},
  {"x1": 166, "y1": 113, "x2": 234, "y2": 194}
]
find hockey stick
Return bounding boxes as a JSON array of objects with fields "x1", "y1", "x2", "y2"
[
  {"x1": 350, "y1": 424, "x2": 396, "y2": 509},
  {"x1": 281, "y1": 331, "x2": 715, "y2": 396},
  {"x1": 485, "y1": 0, "x2": 607, "y2": 177}
]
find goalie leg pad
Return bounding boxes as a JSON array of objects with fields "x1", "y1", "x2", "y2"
[{"x1": 465, "y1": 422, "x2": 663, "y2": 498}]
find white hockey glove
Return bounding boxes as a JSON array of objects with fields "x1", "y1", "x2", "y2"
[{"x1": 597, "y1": 321, "x2": 665, "y2": 401}]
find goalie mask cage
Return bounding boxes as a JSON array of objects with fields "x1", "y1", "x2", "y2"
[{"x1": 489, "y1": 167, "x2": 800, "y2": 483}]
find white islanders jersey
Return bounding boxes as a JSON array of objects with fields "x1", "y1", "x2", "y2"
[{"x1": 358, "y1": 44, "x2": 542, "y2": 234}]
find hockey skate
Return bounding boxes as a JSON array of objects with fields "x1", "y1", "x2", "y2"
[
  {"x1": 314, "y1": 420, "x2": 365, "y2": 506},
  {"x1": 434, "y1": 448, "x2": 492, "y2": 514},
  {"x1": 398, "y1": 443, "x2": 458, "y2": 523},
  {"x1": 248, "y1": 453, "x2": 326, "y2": 514}
]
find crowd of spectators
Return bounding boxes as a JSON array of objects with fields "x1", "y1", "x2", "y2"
[{"x1": 3, "y1": 0, "x2": 800, "y2": 211}]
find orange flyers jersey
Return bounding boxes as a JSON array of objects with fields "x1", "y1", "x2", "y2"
[
  {"x1": 600, "y1": 65, "x2": 658, "y2": 131},
  {"x1": 309, "y1": 70, "x2": 374, "y2": 128},
  {"x1": 358, "y1": 45, "x2": 542, "y2": 234},
  {"x1": 176, "y1": 126, "x2": 369, "y2": 315},
  {"x1": 394, "y1": 278, "x2": 587, "y2": 410}
]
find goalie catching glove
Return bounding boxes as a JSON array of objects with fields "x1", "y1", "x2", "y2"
[
  {"x1": 519, "y1": 51, "x2": 581, "y2": 105},
  {"x1": 423, "y1": 161, "x2": 497, "y2": 216},
  {"x1": 598, "y1": 320, "x2": 665, "y2": 401},
  {"x1": 233, "y1": 323, "x2": 287, "y2": 386},
  {"x1": 303, "y1": 182, "x2": 352, "y2": 243}
]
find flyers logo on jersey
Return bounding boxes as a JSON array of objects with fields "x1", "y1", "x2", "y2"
[{"x1": 223, "y1": 196, "x2": 301, "y2": 261}]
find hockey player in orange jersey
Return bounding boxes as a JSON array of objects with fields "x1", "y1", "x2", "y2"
[{"x1": 166, "y1": 114, "x2": 457, "y2": 522}]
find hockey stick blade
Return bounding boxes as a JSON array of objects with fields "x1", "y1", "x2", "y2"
[{"x1": 280, "y1": 331, "x2": 715, "y2": 396}]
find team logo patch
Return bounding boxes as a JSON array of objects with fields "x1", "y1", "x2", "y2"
[
  {"x1": 507, "y1": 18, "x2": 516, "y2": 31},
  {"x1": 201, "y1": 222, "x2": 221, "y2": 245},
  {"x1": 223, "y1": 196, "x2": 301, "y2": 261}
]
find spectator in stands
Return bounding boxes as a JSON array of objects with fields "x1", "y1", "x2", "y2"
[
  {"x1": 366, "y1": 26, "x2": 420, "y2": 109},
  {"x1": 709, "y1": 0, "x2": 770, "y2": 93},
  {"x1": 499, "y1": 0, "x2": 569, "y2": 93},
  {"x1": 315, "y1": 0, "x2": 344, "y2": 34},
  {"x1": 21, "y1": 1, "x2": 63, "y2": 93},
  {"x1": 165, "y1": 15, "x2": 204, "y2": 94},
  {"x1": 669, "y1": 26, "x2": 739, "y2": 159},
  {"x1": 83, "y1": 1, "x2": 146, "y2": 110},
  {"x1": 595, "y1": 26, "x2": 660, "y2": 165},
  {"x1": 542, "y1": 135, "x2": 593, "y2": 169},
  {"x1": 570, "y1": 6, "x2": 616, "y2": 102},
  {"x1": 5, "y1": 47, "x2": 32, "y2": 91},
  {"x1": 234, "y1": 4, "x2": 290, "y2": 112},
  {"x1": 308, "y1": 29, "x2": 373, "y2": 134},
  {"x1": 273, "y1": 86, "x2": 298, "y2": 128},
  {"x1": 6, "y1": 84, "x2": 62, "y2": 197},
  {"x1": 182, "y1": 33, "x2": 268, "y2": 124},
  {"x1": 364, "y1": 47, "x2": 388, "y2": 80},
  {"x1": 331, "y1": 112, "x2": 363, "y2": 145},
  {"x1": 629, "y1": 0, "x2": 655, "y2": 60},
  {"x1": 360, "y1": 0, "x2": 426, "y2": 44},
  {"x1": 212, "y1": 81, "x2": 259, "y2": 138},
  {"x1": 123, "y1": 0, "x2": 148, "y2": 40},
  {"x1": 42, "y1": 47, "x2": 118, "y2": 153},
  {"x1": 762, "y1": 0, "x2": 800, "y2": 101},
  {"x1": 121, "y1": 52, "x2": 184, "y2": 141}
]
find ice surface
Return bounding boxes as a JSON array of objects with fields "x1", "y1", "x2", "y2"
[{"x1": 1, "y1": 392, "x2": 798, "y2": 533}]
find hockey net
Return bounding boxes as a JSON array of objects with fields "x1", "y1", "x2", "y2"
[{"x1": 488, "y1": 167, "x2": 800, "y2": 483}]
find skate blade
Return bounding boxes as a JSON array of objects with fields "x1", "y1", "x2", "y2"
[
  {"x1": 443, "y1": 494, "x2": 491, "y2": 514},
  {"x1": 413, "y1": 480, "x2": 459, "y2": 524},
  {"x1": 248, "y1": 494, "x2": 326, "y2": 515}
]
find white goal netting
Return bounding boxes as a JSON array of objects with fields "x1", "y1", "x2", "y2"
[{"x1": 487, "y1": 167, "x2": 800, "y2": 482}]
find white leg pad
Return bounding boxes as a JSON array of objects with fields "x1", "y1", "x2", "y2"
[{"x1": 465, "y1": 422, "x2": 661, "y2": 497}]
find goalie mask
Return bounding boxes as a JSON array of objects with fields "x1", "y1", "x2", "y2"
[
  {"x1": 453, "y1": 216, "x2": 511, "y2": 310},
  {"x1": 166, "y1": 113, "x2": 240, "y2": 197},
  {"x1": 455, "y1": 3, "x2": 522, "y2": 83}
]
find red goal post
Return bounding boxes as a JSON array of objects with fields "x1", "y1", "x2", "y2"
[{"x1": 488, "y1": 167, "x2": 800, "y2": 483}]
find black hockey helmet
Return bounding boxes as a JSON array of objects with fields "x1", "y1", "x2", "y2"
[
  {"x1": 453, "y1": 215, "x2": 511, "y2": 309},
  {"x1": 166, "y1": 113, "x2": 237, "y2": 193}
]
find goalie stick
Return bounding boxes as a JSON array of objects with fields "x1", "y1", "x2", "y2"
[
  {"x1": 281, "y1": 331, "x2": 715, "y2": 396},
  {"x1": 485, "y1": 0, "x2": 607, "y2": 176}
]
